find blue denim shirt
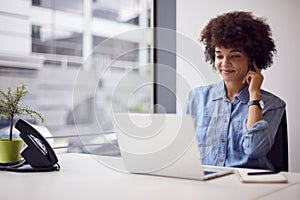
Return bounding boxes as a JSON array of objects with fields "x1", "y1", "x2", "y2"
[{"x1": 185, "y1": 81, "x2": 286, "y2": 170}]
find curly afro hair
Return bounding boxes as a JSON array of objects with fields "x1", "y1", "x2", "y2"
[{"x1": 200, "y1": 11, "x2": 276, "y2": 70}]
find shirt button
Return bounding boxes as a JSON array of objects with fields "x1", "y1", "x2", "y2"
[{"x1": 221, "y1": 139, "x2": 225, "y2": 143}]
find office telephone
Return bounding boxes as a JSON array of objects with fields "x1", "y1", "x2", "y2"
[{"x1": 0, "y1": 119, "x2": 60, "y2": 172}]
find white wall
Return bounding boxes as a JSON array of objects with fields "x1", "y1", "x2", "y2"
[{"x1": 177, "y1": 0, "x2": 300, "y2": 172}]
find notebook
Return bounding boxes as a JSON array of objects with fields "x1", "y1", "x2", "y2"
[
  {"x1": 113, "y1": 113, "x2": 234, "y2": 180},
  {"x1": 235, "y1": 170, "x2": 288, "y2": 183}
]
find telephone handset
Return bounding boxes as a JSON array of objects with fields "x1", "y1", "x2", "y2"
[
  {"x1": 0, "y1": 119, "x2": 60, "y2": 172},
  {"x1": 248, "y1": 58, "x2": 256, "y2": 72}
]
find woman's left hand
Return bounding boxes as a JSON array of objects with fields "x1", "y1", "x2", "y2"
[{"x1": 243, "y1": 62, "x2": 264, "y2": 96}]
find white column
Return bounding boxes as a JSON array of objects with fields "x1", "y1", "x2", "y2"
[
  {"x1": 138, "y1": 0, "x2": 150, "y2": 75},
  {"x1": 82, "y1": 0, "x2": 93, "y2": 70}
]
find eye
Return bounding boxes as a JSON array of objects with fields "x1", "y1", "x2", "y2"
[
  {"x1": 231, "y1": 54, "x2": 241, "y2": 59},
  {"x1": 215, "y1": 55, "x2": 223, "y2": 59}
]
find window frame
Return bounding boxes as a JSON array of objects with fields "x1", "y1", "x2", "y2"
[{"x1": 153, "y1": 0, "x2": 176, "y2": 113}]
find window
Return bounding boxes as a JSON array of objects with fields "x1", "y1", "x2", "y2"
[
  {"x1": 0, "y1": 0, "x2": 152, "y2": 155},
  {"x1": 32, "y1": 0, "x2": 83, "y2": 14},
  {"x1": 92, "y1": 0, "x2": 149, "y2": 25},
  {"x1": 32, "y1": 25, "x2": 83, "y2": 57},
  {"x1": 92, "y1": 36, "x2": 139, "y2": 62}
]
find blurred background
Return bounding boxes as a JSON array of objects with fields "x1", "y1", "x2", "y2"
[{"x1": 0, "y1": 0, "x2": 152, "y2": 156}]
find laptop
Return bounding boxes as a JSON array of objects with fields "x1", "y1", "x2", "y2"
[{"x1": 113, "y1": 113, "x2": 234, "y2": 180}]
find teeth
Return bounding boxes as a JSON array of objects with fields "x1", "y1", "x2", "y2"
[{"x1": 223, "y1": 70, "x2": 233, "y2": 73}]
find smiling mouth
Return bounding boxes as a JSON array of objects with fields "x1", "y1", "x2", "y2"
[{"x1": 221, "y1": 69, "x2": 235, "y2": 74}]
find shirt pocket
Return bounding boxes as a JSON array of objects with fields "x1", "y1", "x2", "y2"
[
  {"x1": 231, "y1": 119, "x2": 243, "y2": 152},
  {"x1": 196, "y1": 116, "x2": 210, "y2": 144},
  {"x1": 196, "y1": 116, "x2": 220, "y2": 149}
]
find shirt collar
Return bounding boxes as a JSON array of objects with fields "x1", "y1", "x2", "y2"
[
  {"x1": 237, "y1": 85, "x2": 249, "y2": 103},
  {"x1": 212, "y1": 81, "x2": 226, "y2": 101},
  {"x1": 212, "y1": 80, "x2": 249, "y2": 103}
]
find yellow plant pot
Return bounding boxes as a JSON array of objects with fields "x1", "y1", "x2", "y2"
[{"x1": 0, "y1": 139, "x2": 24, "y2": 163}]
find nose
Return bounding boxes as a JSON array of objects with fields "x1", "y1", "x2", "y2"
[{"x1": 221, "y1": 57, "x2": 230, "y2": 67}]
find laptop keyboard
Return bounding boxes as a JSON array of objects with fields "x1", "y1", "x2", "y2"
[{"x1": 204, "y1": 170, "x2": 217, "y2": 176}]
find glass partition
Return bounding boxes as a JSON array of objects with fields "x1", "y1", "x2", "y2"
[{"x1": 0, "y1": 0, "x2": 151, "y2": 156}]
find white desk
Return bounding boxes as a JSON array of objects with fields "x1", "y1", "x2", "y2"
[{"x1": 1, "y1": 153, "x2": 299, "y2": 200}]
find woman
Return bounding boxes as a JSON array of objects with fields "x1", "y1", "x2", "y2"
[{"x1": 185, "y1": 11, "x2": 285, "y2": 170}]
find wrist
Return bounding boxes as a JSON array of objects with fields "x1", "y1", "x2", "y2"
[
  {"x1": 248, "y1": 99, "x2": 264, "y2": 110},
  {"x1": 249, "y1": 91, "x2": 260, "y2": 101}
]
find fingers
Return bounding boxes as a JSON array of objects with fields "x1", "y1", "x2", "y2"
[
  {"x1": 243, "y1": 73, "x2": 251, "y2": 85},
  {"x1": 252, "y1": 61, "x2": 261, "y2": 73},
  {"x1": 244, "y1": 62, "x2": 263, "y2": 86}
]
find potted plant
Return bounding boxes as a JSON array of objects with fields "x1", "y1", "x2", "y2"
[{"x1": 0, "y1": 83, "x2": 44, "y2": 163}]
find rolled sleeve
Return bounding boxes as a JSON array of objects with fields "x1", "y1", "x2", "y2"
[{"x1": 243, "y1": 120, "x2": 271, "y2": 157}]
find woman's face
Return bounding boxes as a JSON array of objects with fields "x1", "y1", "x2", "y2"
[{"x1": 214, "y1": 46, "x2": 250, "y2": 83}]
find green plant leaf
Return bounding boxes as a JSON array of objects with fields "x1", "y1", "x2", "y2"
[{"x1": 0, "y1": 83, "x2": 45, "y2": 140}]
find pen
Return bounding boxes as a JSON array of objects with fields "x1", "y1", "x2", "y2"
[{"x1": 247, "y1": 171, "x2": 280, "y2": 175}]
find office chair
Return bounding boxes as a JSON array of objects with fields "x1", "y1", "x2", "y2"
[{"x1": 266, "y1": 109, "x2": 289, "y2": 171}]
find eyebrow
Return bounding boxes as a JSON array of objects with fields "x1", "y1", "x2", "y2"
[{"x1": 215, "y1": 49, "x2": 242, "y2": 53}]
